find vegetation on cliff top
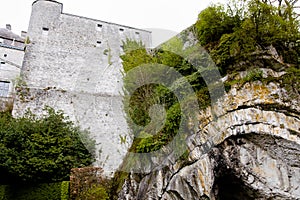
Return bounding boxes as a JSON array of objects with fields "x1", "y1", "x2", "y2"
[
  {"x1": 120, "y1": 0, "x2": 299, "y2": 156},
  {"x1": 196, "y1": 0, "x2": 299, "y2": 73},
  {"x1": 107, "y1": 1, "x2": 300, "y2": 198}
]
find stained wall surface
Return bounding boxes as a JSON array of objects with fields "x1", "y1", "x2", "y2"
[{"x1": 13, "y1": 0, "x2": 152, "y2": 175}]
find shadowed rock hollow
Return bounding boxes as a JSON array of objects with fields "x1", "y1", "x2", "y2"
[
  {"x1": 115, "y1": 6, "x2": 300, "y2": 197},
  {"x1": 117, "y1": 72, "x2": 300, "y2": 199}
]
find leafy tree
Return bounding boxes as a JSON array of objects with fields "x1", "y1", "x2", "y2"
[
  {"x1": 0, "y1": 107, "x2": 95, "y2": 184},
  {"x1": 121, "y1": 0, "x2": 300, "y2": 155},
  {"x1": 196, "y1": 0, "x2": 300, "y2": 73},
  {"x1": 195, "y1": 4, "x2": 241, "y2": 48}
]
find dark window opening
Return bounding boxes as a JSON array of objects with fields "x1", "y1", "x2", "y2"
[
  {"x1": 119, "y1": 28, "x2": 124, "y2": 32},
  {"x1": 96, "y1": 41, "x2": 102, "y2": 47},
  {"x1": 42, "y1": 27, "x2": 49, "y2": 35},
  {"x1": 96, "y1": 24, "x2": 103, "y2": 31}
]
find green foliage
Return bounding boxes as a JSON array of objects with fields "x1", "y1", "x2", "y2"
[
  {"x1": 280, "y1": 66, "x2": 300, "y2": 98},
  {"x1": 244, "y1": 68, "x2": 263, "y2": 82},
  {"x1": 69, "y1": 167, "x2": 113, "y2": 200},
  {"x1": 161, "y1": 37, "x2": 183, "y2": 52},
  {"x1": 130, "y1": 102, "x2": 184, "y2": 153},
  {"x1": 76, "y1": 184, "x2": 109, "y2": 200},
  {"x1": 110, "y1": 171, "x2": 129, "y2": 199},
  {"x1": 224, "y1": 68, "x2": 264, "y2": 91},
  {"x1": 71, "y1": 167, "x2": 98, "y2": 199},
  {"x1": 224, "y1": 66, "x2": 300, "y2": 97},
  {"x1": 0, "y1": 185, "x2": 9, "y2": 200},
  {"x1": 24, "y1": 36, "x2": 31, "y2": 45},
  {"x1": 119, "y1": 135, "x2": 127, "y2": 145},
  {"x1": 106, "y1": 43, "x2": 113, "y2": 66},
  {"x1": 122, "y1": 38, "x2": 145, "y2": 54},
  {"x1": 195, "y1": 0, "x2": 300, "y2": 73},
  {"x1": 0, "y1": 182, "x2": 70, "y2": 200},
  {"x1": 120, "y1": 0, "x2": 300, "y2": 157},
  {"x1": 121, "y1": 38, "x2": 205, "y2": 154},
  {"x1": 195, "y1": 4, "x2": 241, "y2": 47},
  {"x1": 1, "y1": 182, "x2": 63, "y2": 200},
  {"x1": 245, "y1": 0, "x2": 299, "y2": 49},
  {"x1": 60, "y1": 181, "x2": 69, "y2": 200},
  {"x1": 0, "y1": 107, "x2": 95, "y2": 184},
  {"x1": 120, "y1": 38, "x2": 154, "y2": 73}
]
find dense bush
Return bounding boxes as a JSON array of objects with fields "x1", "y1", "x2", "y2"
[
  {"x1": 0, "y1": 182, "x2": 69, "y2": 200},
  {"x1": 0, "y1": 185, "x2": 9, "y2": 200},
  {"x1": 195, "y1": 4, "x2": 240, "y2": 47},
  {"x1": 60, "y1": 181, "x2": 70, "y2": 200},
  {"x1": 69, "y1": 167, "x2": 111, "y2": 200},
  {"x1": 76, "y1": 184, "x2": 109, "y2": 200},
  {"x1": 0, "y1": 107, "x2": 95, "y2": 184},
  {"x1": 9, "y1": 182, "x2": 62, "y2": 200}
]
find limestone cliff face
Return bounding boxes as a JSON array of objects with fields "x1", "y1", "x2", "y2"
[{"x1": 117, "y1": 71, "x2": 300, "y2": 199}]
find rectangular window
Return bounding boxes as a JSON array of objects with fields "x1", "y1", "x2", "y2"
[
  {"x1": 96, "y1": 41, "x2": 102, "y2": 47},
  {"x1": 96, "y1": 24, "x2": 102, "y2": 31},
  {"x1": 0, "y1": 62, "x2": 5, "y2": 70},
  {"x1": 119, "y1": 28, "x2": 124, "y2": 33},
  {"x1": 42, "y1": 27, "x2": 49, "y2": 36},
  {"x1": 0, "y1": 81, "x2": 9, "y2": 97}
]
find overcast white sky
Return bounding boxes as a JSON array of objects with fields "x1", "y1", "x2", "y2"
[{"x1": 0, "y1": 0, "x2": 226, "y2": 35}]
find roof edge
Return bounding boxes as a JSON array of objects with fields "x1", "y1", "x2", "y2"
[
  {"x1": 63, "y1": 13, "x2": 152, "y2": 33},
  {"x1": 0, "y1": 43, "x2": 25, "y2": 51},
  {"x1": 32, "y1": 0, "x2": 63, "y2": 7},
  {"x1": 31, "y1": 0, "x2": 151, "y2": 33}
]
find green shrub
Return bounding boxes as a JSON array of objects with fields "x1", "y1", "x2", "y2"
[
  {"x1": 8, "y1": 183, "x2": 61, "y2": 200},
  {"x1": 0, "y1": 107, "x2": 95, "y2": 184},
  {"x1": 0, "y1": 182, "x2": 70, "y2": 200},
  {"x1": 60, "y1": 181, "x2": 69, "y2": 200},
  {"x1": 0, "y1": 185, "x2": 9, "y2": 200},
  {"x1": 76, "y1": 184, "x2": 109, "y2": 200}
]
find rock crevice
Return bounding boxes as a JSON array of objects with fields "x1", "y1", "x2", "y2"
[{"x1": 117, "y1": 77, "x2": 300, "y2": 200}]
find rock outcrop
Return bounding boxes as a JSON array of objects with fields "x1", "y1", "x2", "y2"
[{"x1": 117, "y1": 72, "x2": 300, "y2": 199}]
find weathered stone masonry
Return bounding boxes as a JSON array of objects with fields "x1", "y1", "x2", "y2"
[{"x1": 13, "y1": 0, "x2": 152, "y2": 176}]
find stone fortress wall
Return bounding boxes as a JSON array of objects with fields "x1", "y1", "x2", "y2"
[{"x1": 13, "y1": 0, "x2": 152, "y2": 176}]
